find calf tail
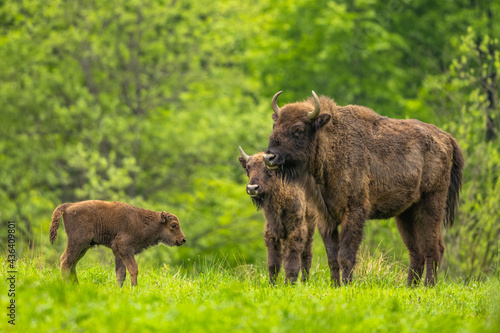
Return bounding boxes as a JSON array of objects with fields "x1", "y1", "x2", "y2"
[
  {"x1": 50, "y1": 203, "x2": 71, "y2": 244},
  {"x1": 445, "y1": 138, "x2": 464, "y2": 228}
]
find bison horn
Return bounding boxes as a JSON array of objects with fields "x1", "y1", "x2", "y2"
[
  {"x1": 271, "y1": 91, "x2": 283, "y2": 115},
  {"x1": 308, "y1": 90, "x2": 321, "y2": 119},
  {"x1": 238, "y1": 146, "x2": 249, "y2": 162}
]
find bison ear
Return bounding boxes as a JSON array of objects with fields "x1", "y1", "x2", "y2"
[
  {"x1": 161, "y1": 211, "x2": 167, "y2": 223},
  {"x1": 313, "y1": 113, "x2": 331, "y2": 131},
  {"x1": 238, "y1": 156, "x2": 247, "y2": 169}
]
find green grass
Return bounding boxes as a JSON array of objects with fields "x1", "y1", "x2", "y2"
[{"x1": 1, "y1": 254, "x2": 499, "y2": 333}]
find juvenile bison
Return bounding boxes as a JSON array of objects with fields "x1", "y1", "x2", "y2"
[
  {"x1": 263, "y1": 91, "x2": 463, "y2": 286},
  {"x1": 50, "y1": 200, "x2": 186, "y2": 286},
  {"x1": 239, "y1": 147, "x2": 315, "y2": 284}
]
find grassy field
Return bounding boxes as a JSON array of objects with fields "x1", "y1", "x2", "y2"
[{"x1": 1, "y1": 253, "x2": 499, "y2": 333}]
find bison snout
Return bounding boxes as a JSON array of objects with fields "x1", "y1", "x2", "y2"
[
  {"x1": 246, "y1": 184, "x2": 261, "y2": 196},
  {"x1": 176, "y1": 238, "x2": 186, "y2": 246},
  {"x1": 263, "y1": 153, "x2": 279, "y2": 170}
]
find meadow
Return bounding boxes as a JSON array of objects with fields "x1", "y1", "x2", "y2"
[
  {"x1": 2, "y1": 250, "x2": 499, "y2": 333},
  {"x1": 2, "y1": 1, "x2": 500, "y2": 332}
]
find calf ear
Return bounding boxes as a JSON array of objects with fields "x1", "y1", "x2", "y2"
[
  {"x1": 238, "y1": 156, "x2": 247, "y2": 169},
  {"x1": 161, "y1": 211, "x2": 167, "y2": 223},
  {"x1": 313, "y1": 113, "x2": 331, "y2": 131}
]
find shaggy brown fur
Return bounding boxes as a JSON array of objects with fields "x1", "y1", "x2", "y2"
[
  {"x1": 50, "y1": 200, "x2": 186, "y2": 287},
  {"x1": 264, "y1": 92, "x2": 463, "y2": 287},
  {"x1": 239, "y1": 149, "x2": 316, "y2": 284}
]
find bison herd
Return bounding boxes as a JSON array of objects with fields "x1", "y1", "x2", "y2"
[{"x1": 51, "y1": 91, "x2": 463, "y2": 287}]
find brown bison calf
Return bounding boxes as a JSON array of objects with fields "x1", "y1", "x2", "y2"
[
  {"x1": 50, "y1": 200, "x2": 186, "y2": 287},
  {"x1": 239, "y1": 147, "x2": 315, "y2": 285}
]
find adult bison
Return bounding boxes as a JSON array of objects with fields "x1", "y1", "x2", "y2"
[{"x1": 263, "y1": 91, "x2": 463, "y2": 286}]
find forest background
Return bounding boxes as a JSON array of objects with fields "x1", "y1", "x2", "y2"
[{"x1": 1, "y1": 0, "x2": 499, "y2": 280}]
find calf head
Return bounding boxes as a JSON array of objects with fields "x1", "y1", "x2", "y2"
[
  {"x1": 238, "y1": 147, "x2": 274, "y2": 209},
  {"x1": 264, "y1": 91, "x2": 332, "y2": 179},
  {"x1": 159, "y1": 212, "x2": 186, "y2": 246}
]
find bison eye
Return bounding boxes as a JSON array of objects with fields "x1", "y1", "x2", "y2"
[
  {"x1": 171, "y1": 224, "x2": 177, "y2": 229},
  {"x1": 290, "y1": 125, "x2": 305, "y2": 138}
]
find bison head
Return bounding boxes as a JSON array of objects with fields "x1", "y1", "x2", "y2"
[
  {"x1": 238, "y1": 147, "x2": 275, "y2": 209},
  {"x1": 264, "y1": 91, "x2": 331, "y2": 178},
  {"x1": 159, "y1": 212, "x2": 186, "y2": 247}
]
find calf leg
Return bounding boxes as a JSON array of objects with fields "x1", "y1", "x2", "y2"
[
  {"x1": 264, "y1": 230, "x2": 282, "y2": 285},
  {"x1": 301, "y1": 215, "x2": 315, "y2": 282},
  {"x1": 69, "y1": 246, "x2": 90, "y2": 284},
  {"x1": 283, "y1": 232, "x2": 304, "y2": 285},
  {"x1": 318, "y1": 221, "x2": 340, "y2": 286},
  {"x1": 117, "y1": 248, "x2": 139, "y2": 286},
  {"x1": 338, "y1": 208, "x2": 367, "y2": 285},
  {"x1": 113, "y1": 250, "x2": 127, "y2": 287},
  {"x1": 60, "y1": 238, "x2": 91, "y2": 284},
  {"x1": 396, "y1": 208, "x2": 425, "y2": 287}
]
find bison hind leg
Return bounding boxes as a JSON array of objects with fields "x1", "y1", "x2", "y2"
[
  {"x1": 60, "y1": 240, "x2": 91, "y2": 284},
  {"x1": 417, "y1": 192, "x2": 447, "y2": 287},
  {"x1": 397, "y1": 191, "x2": 447, "y2": 287},
  {"x1": 395, "y1": 210, "x2": 425, "y2": 287}
]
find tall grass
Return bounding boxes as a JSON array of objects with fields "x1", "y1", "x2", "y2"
[{"x1": 1, "y1": 251, "x2": 499, "y2": 332}]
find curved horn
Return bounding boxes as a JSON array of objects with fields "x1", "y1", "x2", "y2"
[
  {"x1": 308, "y1": 90, "x2": 321, "y2": 119},
  {"x1": 238, "y1": 146, "x2": 249, "y2": 162},
  {"x1": 271, "y1": 91, "x2": 283, "y2": 115}
]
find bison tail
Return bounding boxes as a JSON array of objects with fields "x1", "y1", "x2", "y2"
[
  {"x1": 445, "y1": 138, "x2": 464, "y2": 228},
  {"x1": 50, "y1": 203, "x2": 71, "y2": 244}
]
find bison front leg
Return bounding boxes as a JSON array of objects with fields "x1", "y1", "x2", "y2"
[
  {"x1": 265, "y1": 230, "x2": 282, "y2": 285},
  {"x1": 338, "y1": 208, "x2": 367, "y2": 285},
  {"x1": 116, "y1": 247, "x2": 139, "y2": 287},
  {"x1": 283, "y1": 231, "x2": 304, "y2": 285},
  {"x1": 318, "y1": 222, "x2": 341, "y2": 286},
  {"x1": 300, "y1": 221, "x2": 315, "y2": 282},
  {"x1": 113, "y1": 251, "x2": 127, "y2": 287}
]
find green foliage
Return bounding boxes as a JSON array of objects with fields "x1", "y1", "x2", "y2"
[
  {"x1": 1, "y1": 256, "x2": 499, "y2": 332},
  {"x1": 246, "y1": 0, "x2": 409, "y2": 116}
]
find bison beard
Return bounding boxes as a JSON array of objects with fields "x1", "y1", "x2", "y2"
[
  {"x1": 264, "y1": 91, "x2": 463, "y2": 287},
  {"x1": 251, "y1": 195, "x2": 265, "y2": 210},
  {"x1": 275, "y1": 162, "x2": 307, "y2": 183}
]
